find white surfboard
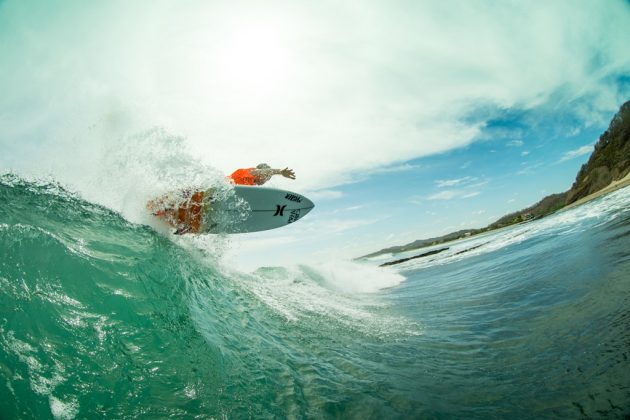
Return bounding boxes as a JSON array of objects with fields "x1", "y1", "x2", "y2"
[
  {"x1": 205, "y1": 186, "x2": 315, "y2": 233},
  {"x1": 148, "y1": 186, "x2": 315, "y2": 234}
]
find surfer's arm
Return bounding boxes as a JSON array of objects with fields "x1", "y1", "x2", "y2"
[{"x1": 251, "y1": 167, "x2": 296, "y2": 184}]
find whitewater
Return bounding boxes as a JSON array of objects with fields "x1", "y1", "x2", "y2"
[{"x1": 1, "y1": 170, "x2": 629, "y2": 418}]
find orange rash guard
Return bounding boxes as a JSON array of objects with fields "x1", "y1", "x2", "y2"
[{"x1": 229, "y1": 168, "x2": 256, "y2": 185}]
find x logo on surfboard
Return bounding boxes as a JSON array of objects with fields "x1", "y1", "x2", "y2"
[{"x1": 273, "y1": 205, "x2": 286, "y2": 216}]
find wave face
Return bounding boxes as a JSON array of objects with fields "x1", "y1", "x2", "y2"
[
  {"x1": 1, "y1": 174, "x2": 630, "y2": 418},
  {"x1": 0, "y1": 175, "x2": 410, "y2": 419}
]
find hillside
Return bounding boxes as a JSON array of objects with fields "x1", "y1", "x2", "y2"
[
  {"x1": 361, "y1": 230, "x2": 477, "y2": 259},
  {"x1": 361, "y1": 100, "x2": 630, "y2": 260},
  {"x1": 566, "y1": 101, "x2": 630, "y2": 204}
]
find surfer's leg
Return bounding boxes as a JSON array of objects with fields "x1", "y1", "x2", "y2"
[
  {"x1": 188, "y1": 191, "x2": 205, "y2": 233},
  {"x1": 200, "y1": 189, "x2": 218, "y2": 232}
]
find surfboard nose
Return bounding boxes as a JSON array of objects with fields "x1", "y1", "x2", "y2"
[
  {"x1": 301, "y1": 196, "x2": 315, "y2": 210},
  {"x1": 301, "y1": 198, "x2": 314, "y2": 217},
  {"x1": 282, "y1": 192, "x2": 314, "y2": 225}
]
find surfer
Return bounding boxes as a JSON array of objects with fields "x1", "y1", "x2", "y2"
[
  {"x1": 148, "y1": 164, "x2": 296, "y2": 234},
  {"x1": 229, "y1": 164, "x2": 296, "y2": 185}
]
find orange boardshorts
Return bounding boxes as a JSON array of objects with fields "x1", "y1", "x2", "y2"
[{"x1": 150, "y1": 191, "x2": 205, "y2": 234}]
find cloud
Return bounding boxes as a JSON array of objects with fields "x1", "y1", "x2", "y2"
[
  {"x1": 435, "y1": 177, "x2": 475, "y2": 188},
  {"x1": 427, "y1": 190, "x2": 458, "y2": 200},
  {"x1": 427, "y1": 189, "x2": 480, "y2": 201},
  {"x1": 559, "y1": 144, "x2": 594, "y2": 162},
  {"x1": 341, "y1": 205, "x2": 366, "y2": 212},
  {"x1": 317, "y1": 204, "x2": 367, "y2": 216},
  {"x1": 517, "y1": 161, "x2": 545, "y2": 175},
  {"x1": 434, "y1": 177, "x2": 489, "y2": 192},
  {"x1": 1, "y1": 1, "x2": 629, "y2": 202},
  {"x1": 306, "y1": 189, "x2": 344, "y2": 200},
  {"x1": 507, "y1": 140, "x2": 524, "y2": 147},
  {"x1": 371, "y1": 163, "x2": 422, "y2": 174},
  {"x1": 462, "y1": 191, "x2": 480, "y2": 199}
]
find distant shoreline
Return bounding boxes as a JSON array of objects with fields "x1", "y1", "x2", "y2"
[
  {"x1": 362, "y1": 100, "x2": 629, "y2": 263},
  {"x1": 362, "y1": 173, "x2": 630, "y2": 262},
  {"x1": 559, "y1": 171, "x2": 630, "y2": 212}
]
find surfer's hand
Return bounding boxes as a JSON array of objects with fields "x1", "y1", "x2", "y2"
[{"x1": 281, "y1": 168, "x2": 296, "y2": 180}]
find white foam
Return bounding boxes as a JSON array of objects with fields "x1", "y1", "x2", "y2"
[
  {"x1": 306, "y1": 260, "x2": 405, "y2": 294},
  {"x1": 81, "y1": 128, "x2": 230, "y2": 225},
  {"x1": 214, "y1": 260, "x2": 420, "y2": 337},
  {"x1": 49, "y1": 396, "x2": 79, "y2": 420}
]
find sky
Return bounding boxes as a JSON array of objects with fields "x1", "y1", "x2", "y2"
[{"x1": 1, "y1": 0, "x2": 630, "y2": 270}]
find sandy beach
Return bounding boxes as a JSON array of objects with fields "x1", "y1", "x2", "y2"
[{"x1": 561, "y1": 171, "x2": 630, "y2": 212}]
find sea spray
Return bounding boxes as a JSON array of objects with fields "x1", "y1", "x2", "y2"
[
  {"x1": 86, "y1": 128, "x2": 230, "y2": 224},
  {"x1": 300, "y1": 260, "x2": 405, "y2": 294},
  {"x1": 233, "y1": 261, "x2": 420, "y2": 337}
]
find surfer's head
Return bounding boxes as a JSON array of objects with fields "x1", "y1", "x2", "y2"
[{"x1": 253, "y1": 163, "x2": 273, "y2": 184}]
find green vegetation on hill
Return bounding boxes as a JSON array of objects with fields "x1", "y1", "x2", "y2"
[
  {"x1": 362, "y1": 100, "x2": 630, "y2": 260},
  {"x1": 566, "y1": 101, "x2": 630, "y2": 204},
  {"x1": 361, "y1": 230, "x2": 477, "y2": 259},
  {"x1": 487, "y1": 192, "x2": 567, "y2": 230}
]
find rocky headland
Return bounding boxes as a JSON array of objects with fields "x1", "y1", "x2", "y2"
[{"x1": 363, "y1": 100, "x2": 630, "y2": 263}]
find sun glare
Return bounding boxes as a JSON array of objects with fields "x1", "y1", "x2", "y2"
[{"x1": 212, "y1": 19, "x2": 293, "y2": 101}]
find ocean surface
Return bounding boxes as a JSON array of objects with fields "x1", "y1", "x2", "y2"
[{"x1": 1, "y1": 173, "x2": 629, "y2": 419}]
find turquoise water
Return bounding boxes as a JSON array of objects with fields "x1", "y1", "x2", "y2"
[{"x1": 1, "y1": 174, "x2": 629, "y2": 418}]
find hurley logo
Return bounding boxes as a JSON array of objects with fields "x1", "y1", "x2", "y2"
[{"x1": 273, "y1": 205, "x2": 287, "y2": 216}]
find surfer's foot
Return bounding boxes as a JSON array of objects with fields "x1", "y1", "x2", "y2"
[{"x1": 174, "y1": 226, "x2": 191, "y2": 235}]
